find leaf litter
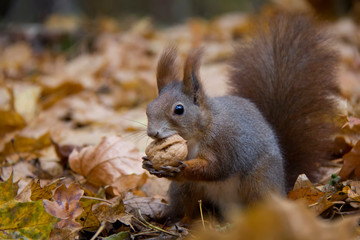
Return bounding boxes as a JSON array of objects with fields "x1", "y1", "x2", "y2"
[{"x1": 1, "y1": 2, "x2": 360, "y2": 239}]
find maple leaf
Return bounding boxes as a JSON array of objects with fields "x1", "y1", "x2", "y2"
[
  {"x1": 30, "y1": 179, "x2": 58, "y2": 201},
  {"x1": 43, "y1": 183, "x2": 84, "y2": 229},
  {"x1": 0, "y1": 173, "x2": 57, "y2": 239}
]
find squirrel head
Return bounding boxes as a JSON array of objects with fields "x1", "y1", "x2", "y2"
[{"x1": 146, "y1": 46, "x2": 210, "y2": 140}]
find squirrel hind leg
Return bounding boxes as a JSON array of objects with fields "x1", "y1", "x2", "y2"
[{"x1": 159, "y1": 182, "x2": 211, "y2": 225}]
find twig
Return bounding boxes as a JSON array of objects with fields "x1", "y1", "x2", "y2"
[
  {"x1": 198, "y1": 200, "x2": 205, "y2": 230},
  {"x1": 81, "y1": 196, "x2": 112, "y2": 204},
  {"x1": 137, "y1": 209, "x2": 179, "y2": 237},
  {"x1": 133, "y1": 230, "x2": 159, "y2": 237},
  {"x1": 90, "y1": 221, "x2": 105, "y2": 240}
]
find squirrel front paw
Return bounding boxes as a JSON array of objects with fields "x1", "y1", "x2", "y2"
[{"x1": 142, "y1": 156, "x2": 186, "y2": 178}]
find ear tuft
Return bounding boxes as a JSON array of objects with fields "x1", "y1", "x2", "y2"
[
  {"x1": 182, "y1": 48, "x2": 205, "y2": 105},
  {"x1": 156, "y1": 45, "x2": 180, "y2": 93}
]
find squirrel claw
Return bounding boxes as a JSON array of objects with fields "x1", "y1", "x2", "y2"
[
  {"x1": 142, "y1": 156, "x2": 154, "y2": 171},
  {"x1": 142, "y1": 159, "x2": 185, "y2": 179},
  {"x1": 156, "y1": 163, "x2": 184, "y2": 178}
]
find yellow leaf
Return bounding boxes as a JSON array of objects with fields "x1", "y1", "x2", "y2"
[
  {"x1": 0, "y1": 132, "x2": 52, "y2": 162},
  {"x1": 30, "y1": 179, "x2": 58, "y2": 201},
  {"x1": 0, "y1": 110, "x2": 26, "y2": 137},
  {"x1": 0, "y1": 200, "x2": 57, "y2": 240}
]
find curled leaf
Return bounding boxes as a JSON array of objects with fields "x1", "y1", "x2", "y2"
[{"x1": 69, "y1": 135, "x2": 144, "y2": 187}]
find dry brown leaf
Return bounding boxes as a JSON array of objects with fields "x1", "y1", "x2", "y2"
[
  {"x1": 41, "y1": 81, "x2": 84, "y2": 110},
  {"x1": 43, "y1": 183, "x2": 84, "y2": 229},
  {"x1": 339, "y1": 140, "x2": 360, "y2": 180},
  {"x1": 343, "y1": 116, "x2": 360, "y2": 129},
  {"x1": 0, "y1": 110, "x2": 26, "y2": 137},
  {"x1": 69, "y1": 135, "x2": 144, "y2": 187},
  {"x1": 310, "y1": 195, "x2": 335, "y2": 216},
  {"x1": 0, "y1": 132, "x2": 52, "y2": 162},
  {"x1": 108, "y1": 173, "x2": 148, "y2": 196},
  {"x1": 13, "y1": 84, "x2": 41, "y2": 122},
  {"x1": 123, "y1": 193, "x2": 167, "y2": 220},
  {"x1": 92, "y1": 196, "x2": 128, "y2": 223},
  {"x1": 191, "y1": 195, "x2": 357, "y2": 240},
  {"x1": 287, "y1": 174, "x2": 325, "y2": 205}
]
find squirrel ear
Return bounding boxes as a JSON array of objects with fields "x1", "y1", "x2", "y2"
[
  {"x1": 182, "y1": 48, "x2": 205, "y2": 105},
  {"x1": 156, "y1": 46, "x2": 180, "y2": 93}
]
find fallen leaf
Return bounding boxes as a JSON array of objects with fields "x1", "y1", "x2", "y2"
[
  {"x1": 13, "y1": 84, "x2": 41, "y2": 122},
  {"x1": 123, "y1": 193, "x2": 167, "y2": 220},
  {"x1": 69, "y1": 135, "x2": 144, "y2": 187},
  {"x1": 0, "y1": 172, "x2": 17, "y2": 204},
  {"x1": 191, "y1": 195, "x2": 357, "y2": 240},
  {"x1": 343, "y1": 116, "x2": 360, "y2": 129},
  {"x1": 0, "y1": 110, "x2": 26, "y2": 137},
  {"x1": 41, "y1": 81, "x2": 84, "y2": 110},
  {"x1": 287, "y1": 174, "x2": 325, "y2": 205},
  {"x1": 31, "y1": 179, "x2": 58, "y2": 201},
  {"x1": 339, "y1": 140, "x2": 360, "y2": 180},
  {"x1": 0, "y1": 173, "x2": 57, "y2": 239},
  {"x1": 109, "y1": 173, "x2": 148, "y2": 196},
  {"x1": 310, "y1": 195, "x2": 335, "y2": 216},
  {"x1": 0, "y1": 132, "x2": 52, "y2": 162},
  {"x1": 52, "y1": 139, "x2": 80, "y2": 168},
  {"x1": 0, "y1": 199, "x2": 58, "y2": 240},
  {"x1": 92, "y1": 196, "x2": 128, "y2": 223},
  {"x1": 76, "y1": 203, "x2": 100, "y2": 229},
  {"x1": 43, "y1": 183, "x2": 84, "y2": 229},
  {"x1": 102, "y1": 231, "x2": 130, "y2": 240}
]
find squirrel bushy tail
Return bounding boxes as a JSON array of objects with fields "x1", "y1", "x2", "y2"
[{"x1": 228, "y1": 13, "x2": 339, "y2": 190}]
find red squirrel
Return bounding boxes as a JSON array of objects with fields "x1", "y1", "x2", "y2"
[{"x1": 142, "y1": 13, "x2": 339, "y2": 223}]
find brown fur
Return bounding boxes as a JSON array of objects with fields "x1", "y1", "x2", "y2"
[
  {"x1": 156, "y1": 46, "x2": 181, "y2": 92},
  {"x1": 228, "y1": 13, "x2": 339, "y2": 189}
]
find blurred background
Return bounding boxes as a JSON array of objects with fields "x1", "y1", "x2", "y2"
[
  {"x1": 0, "y1": 0, "x2": 360, "y2": 155},
  {"x1": 0, "y1": 0, "x2": 356, "y2": 24}
]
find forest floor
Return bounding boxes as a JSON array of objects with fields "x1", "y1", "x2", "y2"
[{"x1": 1, "y1": 4, "x2": 360, "y2": 240}]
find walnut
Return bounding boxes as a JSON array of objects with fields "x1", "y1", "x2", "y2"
[{"x1": 145, "y1": 134, "x2": 188, "y2": 169}]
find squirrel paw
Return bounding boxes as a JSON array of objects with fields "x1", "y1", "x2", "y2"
[{"x1": 142, "y1": 156, "x2": 186, "y2": 178}]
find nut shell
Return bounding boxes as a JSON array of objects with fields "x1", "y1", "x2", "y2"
[{"x1": 145, "y1": 134, "x2": 188, "y2": 170}]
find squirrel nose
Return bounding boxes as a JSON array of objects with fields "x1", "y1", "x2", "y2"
[{"x1": 147, "y1": 130, "x2": 159, "y2": 139}]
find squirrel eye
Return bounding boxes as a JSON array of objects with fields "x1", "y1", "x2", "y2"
[{"x1": 174, "y1": 104, "x2": 184, "y2": 115}]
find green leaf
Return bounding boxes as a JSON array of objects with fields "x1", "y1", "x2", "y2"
[
  {"x1": 102, "y1": 231, "x2": 130, "y2": 240},
  {"x1": 0, "y1": 172, "x2": 15, "y2": 204},
  {"x1": 0, "y1": 199, "x2": 57, "y2": 240}
]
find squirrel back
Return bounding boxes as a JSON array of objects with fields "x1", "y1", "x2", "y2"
[{"x1": 228, "y1": 13, "x2": 339, "y2": 189}]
